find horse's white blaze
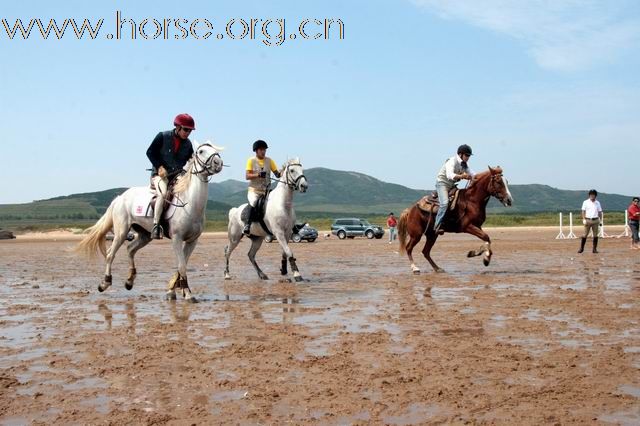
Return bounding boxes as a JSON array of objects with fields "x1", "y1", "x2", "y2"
[{"x1": 502, "y1": 176, "x2": 513, "y2": 205}]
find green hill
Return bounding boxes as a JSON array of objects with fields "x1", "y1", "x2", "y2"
[
  {"x1": 0, "y1": 168, "x2": 634, "y2": 232},
  {"x1": 213, "y1": 168, "x2": 633, "y2": 214}
]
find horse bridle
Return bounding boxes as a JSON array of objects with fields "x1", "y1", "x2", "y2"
[
  {"x1": 281, "y1": 162, "x2": 306, "y2": 190},
  {"x1": 487, "y1": 172, "x2": 507, "y2": 201},
  {"x1": 193, "y1": 143, "x2": 222, "y2": 181}
]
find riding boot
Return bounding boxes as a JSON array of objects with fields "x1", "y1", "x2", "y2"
[
  {"x1": 243, "y1": 205, "x2": 254, "y2": 236},
  {"x1": 152, "y1": 224, "x2": 164, "y2": 240},
  {"x1": 577, "y1": 237, "x2": 586, "y2": 253},
  {"x1": 592, "y1": 237, "x2": 599, "y2": 253}
]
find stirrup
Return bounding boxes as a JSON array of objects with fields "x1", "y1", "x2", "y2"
[
  {"x1": 243, "y1": 223, "x2": 251, "y2": 236},
  {"x1": 152, "y1": 224, "x2": 164, "y2": 239}
]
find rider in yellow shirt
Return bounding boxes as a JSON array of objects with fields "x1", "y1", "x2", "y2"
[{"x1": 244, "y1": 140, "x2": 281, "y2": 235}]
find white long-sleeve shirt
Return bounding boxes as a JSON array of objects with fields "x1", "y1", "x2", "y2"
[{"x1": 436, "y1": 155, "x2": 475, "y2": 187}]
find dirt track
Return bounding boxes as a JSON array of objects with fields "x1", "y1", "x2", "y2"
[{"x1": 1, "y1": 229, "x2": 639, "y2": 425}]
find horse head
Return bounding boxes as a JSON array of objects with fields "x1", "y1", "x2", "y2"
[
  {"x1": 281, "y1": 157, "x2": 308, "y2": 193},
  {"x1": 193, "y1": 141, "x2": 224, "y2": 176},
  {"x1": 485, "y1": 166, "x2": 513, "y2": 207}
]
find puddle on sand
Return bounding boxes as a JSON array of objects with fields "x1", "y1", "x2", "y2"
[
  {"x1": 383, "y1": 402, "x2": 453, "y2": 425},
  {"x1": 618, "y1": 385, "x2": 640, "y2": 398},
  {"x1": 599, "y1": 407, "x2": 640, "y2": 426},
  {"x1": 79, "y1": 394, "x2": 111, "y2": 414},
  {"x1": 429, "y1": 286, "x2": 482, "y2": 308},
  {"x1": 211, "y1": 389, "x2": 247, "y2": 402}
]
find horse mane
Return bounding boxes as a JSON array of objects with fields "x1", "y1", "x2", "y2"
[
  {"x1": 467, "y1": 167, "x2": 503, "y2": 189},
  {"x1": 172, "y1": 158, "x2": 195, "y2": 194}
]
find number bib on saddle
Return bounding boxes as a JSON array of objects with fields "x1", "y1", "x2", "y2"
[{"x1": 131, "y1": 192, "x2": 177, "y2": 219}]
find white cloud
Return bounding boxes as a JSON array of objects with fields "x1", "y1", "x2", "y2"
[{"x1": 412, "y1": 0, "x2": 640, "y2": 71}]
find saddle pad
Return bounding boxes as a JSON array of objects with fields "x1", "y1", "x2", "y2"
[
  {"x1": 417, "y1": 190, "x2": 460, "y2": 213},
  {"x1": 131, "y1": 192, "x2": 177, "y2": 219},
  {"x1": 417, "y1": 195, "x2": 439, "y2": 213}
]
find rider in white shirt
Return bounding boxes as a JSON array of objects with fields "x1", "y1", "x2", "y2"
[{"x1": 434, "y1": 144, "x2": 475, "y2": 234}]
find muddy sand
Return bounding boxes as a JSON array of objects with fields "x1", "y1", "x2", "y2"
[{"x1": 1, "y1": 228, "x2": 639, "y2": 425}]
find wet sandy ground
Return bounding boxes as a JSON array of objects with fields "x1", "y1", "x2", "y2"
[{"x1": 1, "y1": 229, "x2": 639, "y2": 425}]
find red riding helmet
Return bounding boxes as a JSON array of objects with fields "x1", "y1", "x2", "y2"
[{"x1": 174, "y1": 113, "x2": 195, "y2": 130}]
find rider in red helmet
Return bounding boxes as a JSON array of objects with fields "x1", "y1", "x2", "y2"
[{"x1": 146, "y1": 114, "x2": 195, "y2": 239}]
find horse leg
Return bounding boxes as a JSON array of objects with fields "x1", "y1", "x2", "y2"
[
  {"x1": 99, "y1": 229, "x2": 127, "y2": 292},
  {"x1": 124, "y1": 231, "x2": 151, "y2": 290},
  {"x1": 464, "y1": 225, "x2": 492, "y2": 266},
  {"x1": 165, "y1": 239, "x2": 183, "y2": 301},
  {"x1": 224, "y1": 220, "x2": 243, "y2": 280},
  {"x1": 406, "y1": 234, "x2": 422, "y2": 274},
  {"x1": 179, "y1": 240, "x2": 198, "y2": 303},
  {"x1": 422, "y1": 232, "x2": 444, "y2": 273},
  {"x1": 280, "y1": 252, "x2": 288, "y2": 276},
  {"x1": 248, "y1": 237, "x2": 269, "y2": 280},
  {"x1": 275, "y1": 232, "x2": 302, "y2": 282}
]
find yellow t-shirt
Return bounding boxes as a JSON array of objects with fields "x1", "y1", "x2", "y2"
[{"x1": 246, "y1": 157, "x2": 278, "y2": 173}]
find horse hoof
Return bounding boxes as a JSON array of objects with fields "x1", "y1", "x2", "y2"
[
  {"x1": 435, "y1": 268, "x2": 445, "y2": 273},
  {"x1": 260, "y1": 275, "x2": 269, "y2": 281},
  {"x1": 186, "y1": 297, "x2": 198, "y2": 304},
  {"x1": 224, "y1": 274, "x2": 231, "y2": 281},
  {"x1": 412, "y1": 270, "x2": 421, "y2": 275},
  {"x1": 165, "y1": 293, "x2": 177, "y2": 301},
  {"x1": 483, "y1": 259, "x2": 490, "y2": 267},
  {"x1": 98, "y1": 285, "x2": 105, "y2": 293},
  {"x1": 125, "y1": 282, "x2": 133, "y2": 291},
  {"x1": 467, "y1": 251, "x2": 475, "y2": 258},
  {"x1": 294, "y1": 276, "x2": 303, "y2": 283}
]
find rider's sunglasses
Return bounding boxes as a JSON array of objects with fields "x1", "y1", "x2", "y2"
[{"x1": 180, "y1": 127, "x2": 193, "y2": 133}]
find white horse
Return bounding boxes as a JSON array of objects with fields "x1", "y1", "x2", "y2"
[
  {"x1": 224, "y1": 158, "x2": 308, "y2": 282},
  {"x1": 75, "y1": 143, "x2": 224, "y2": 302}
]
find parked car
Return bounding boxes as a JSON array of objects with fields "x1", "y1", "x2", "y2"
[
  {"x1": 0, "y1": 229, "x2": 16, "y2": 240},
  {"x1": 331, "y1": 218, "x2": 385, "y2": 240},
  {"x1": 265, "y1": 223, "x2": 318, "y2": 243}
]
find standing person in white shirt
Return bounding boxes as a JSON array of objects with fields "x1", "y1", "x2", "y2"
[
  {"x1": 578, "y1": 189, "x2": 603, "y2": 254},
  {"x1": 433, "y1": 144, "x2": 475, "y2": 234}
]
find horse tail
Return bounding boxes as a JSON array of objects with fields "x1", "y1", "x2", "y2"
[
  {"x1": 75, "y1": 200, "x2": 116, "y2": 259},
  {"x1": 398, "y1": 207, "x2": 411, "y2": 255}
]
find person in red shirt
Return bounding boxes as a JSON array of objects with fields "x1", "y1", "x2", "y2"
[
  {"x1": 628, "y1": 197, "x2": 640, "y2": 249},
  {"x1": 387, "y1": 212, "x2": 398, "y2": 244}
]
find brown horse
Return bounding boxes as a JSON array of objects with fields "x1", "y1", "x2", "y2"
[{"x1": 398, "y1": 166, "x2": 513, "y2": 274}]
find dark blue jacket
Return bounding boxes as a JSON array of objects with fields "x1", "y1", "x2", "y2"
[{"x1": 146, "y1": 130, "x2": 194, "y2": 177}]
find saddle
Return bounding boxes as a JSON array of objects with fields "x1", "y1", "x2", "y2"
[
  {"x1": 241, "y1": 195, "x2": 272, "y2": 236},
  {"x1": 417, "y1": 187, "x2": 461, "y2": 214}
]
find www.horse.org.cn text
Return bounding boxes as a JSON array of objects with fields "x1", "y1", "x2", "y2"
[{"x1": 1, "y1": 11, "x2": 345, "y2": 46}]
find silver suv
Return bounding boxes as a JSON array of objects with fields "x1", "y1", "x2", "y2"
[{"x1": 331, "y1": 218, "x2": 384, "y2": 240}]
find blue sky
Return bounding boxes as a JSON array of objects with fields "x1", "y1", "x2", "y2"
[{"x1": 1, "y1": 0, "x2": 639, "y2": 203}]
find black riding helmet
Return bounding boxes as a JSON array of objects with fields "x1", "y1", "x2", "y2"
[
  {"x1": 253, "y1": 140, "x2": 269, "y2": 152},
  {"x1": 457, "y1": 144, "x2": 473, "y2": 156}
]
